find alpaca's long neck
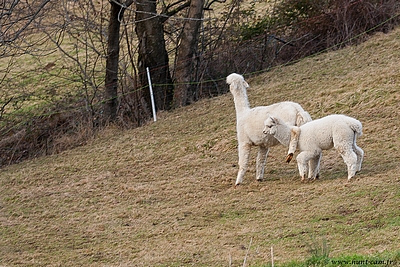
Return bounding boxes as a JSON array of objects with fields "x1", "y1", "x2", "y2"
[
  {"x1": 232, "y1": 90, "x2": 250, "y2": 114},
  {"x1": 273, "y1": 124, "x2": 293, "y2": 147}
]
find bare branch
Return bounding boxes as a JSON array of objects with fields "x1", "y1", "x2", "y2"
[{"x1": 0, "y1": 0, "x2": 51, "y2": 43}]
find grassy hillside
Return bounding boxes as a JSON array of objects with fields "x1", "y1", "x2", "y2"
[{"x1": 1, "y1": 28, "x2": 399, "y2": 266}]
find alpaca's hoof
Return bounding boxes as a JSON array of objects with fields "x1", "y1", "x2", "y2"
[
  {"x1": 286, "y1": 153, "x2": 293, "y2": 163},
  {"x1": 235, "y1": 178, "x2": 243, "y2": 186},
  {"x1": 234, "y1": 184, "x2": 241, "y2": 189}
]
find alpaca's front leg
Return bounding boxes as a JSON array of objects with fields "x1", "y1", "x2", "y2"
[
  {"x1": 235, "y1": 143, "x2": 251, "y2": 185},
  {"x1": 296, "y1": 152, "x2": 311, "y2": 181},
  {"x1": 256, "y1": 146, "x2": 269, "y2": 181}
]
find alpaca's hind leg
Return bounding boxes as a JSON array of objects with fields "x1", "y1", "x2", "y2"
[
  {"x1": 256, "y1": 146, "x2": 269, "y2": 181},
  {"x1": 235, "y1": 143, "x2": 252, "y2": 185},
  {"x1": 308, "y1": 152, "x2": 322, "y2": 180},
  {"x1": 353, "y1": 143, "x2": 364, "y2": 172},
  {"x1": 338, "y1": 147, "x2": 358, "y2": 180}
]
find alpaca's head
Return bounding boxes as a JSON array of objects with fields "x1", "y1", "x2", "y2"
[
  {"x1": 226, "y1": 73, "x2": 249, "y2": 94},
  {"x1": 263, "y1": 116, "x2": 279, "y2": 136}
]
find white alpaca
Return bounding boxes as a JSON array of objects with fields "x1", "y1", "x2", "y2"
[
  {"x1": 263, "y1": 114, "x2": 364, "y2": 181},
  {"x1": 226, "y1": 73, "x2": 312, "y2": 185}
]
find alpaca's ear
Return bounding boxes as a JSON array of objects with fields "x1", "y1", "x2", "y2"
[
  {"x1": 269, "y1": 116, "x2": 277, "y2": 125},
  {"x1": 243, "y1": 81, "x2": 249, "y2": 88}
]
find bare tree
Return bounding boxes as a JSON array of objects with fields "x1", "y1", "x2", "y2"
[
  {"x1": 104, "y1": 0, "x2": 134, "y2": 122},
  {"x1": 135, "y1": 0, "x2": 174, "y2": 112},
  {"x1": 172, "y1": 0, "x2": 205, "y2": 107},
  {"x1": 0, "y1": 0, "x2": 52, "y2": 123}
]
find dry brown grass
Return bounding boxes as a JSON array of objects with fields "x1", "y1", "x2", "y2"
[{"x1": 1, "y1": 29, "x2": 400, "y2": 266}]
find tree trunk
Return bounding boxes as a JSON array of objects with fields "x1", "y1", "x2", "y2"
[
  {"x1": 103, "y1": 1, "x2": 125, "y2": 122},
  {"x1": 135, "y1": 0, "x2": 174, "y2": 112},
  {"x1": 173, "y1": 0, "x2": 205, "y2": 108}
]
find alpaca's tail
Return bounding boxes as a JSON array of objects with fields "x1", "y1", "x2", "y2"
[
  {"x1": 350, "y1": 120, "x2": 362, "y2": 148},
  {"x1": 295, "y1": 111, "x2": 312, "y2": 126},
  {"x1": 349, "y1": 119, "x2": 363, "y2": 137},
  {"x1": 226, "y1": 73, "x2": 249, "y2": 90}
]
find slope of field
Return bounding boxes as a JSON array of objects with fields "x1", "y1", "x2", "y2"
[{"x1": 1, "y1": 28, "x2": 399, "y2": 266}]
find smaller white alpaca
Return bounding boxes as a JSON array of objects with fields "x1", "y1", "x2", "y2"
[{"x1": 263, "y1": 114, "x2": 364, "y2": 181}]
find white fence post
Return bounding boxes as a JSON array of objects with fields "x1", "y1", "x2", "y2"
[{"x1": 146, "y1": 67, "x2": 157, "y2": 122}]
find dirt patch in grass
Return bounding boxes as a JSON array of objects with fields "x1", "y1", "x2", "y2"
[{"x1": 1, "y1": 29, "x2": 400, "y2": 266}]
